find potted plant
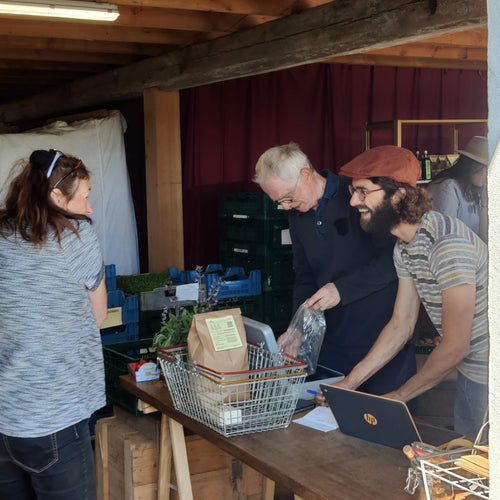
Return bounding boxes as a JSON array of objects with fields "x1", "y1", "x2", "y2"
[{"x1": 152, "y1": 266, "x2": 220, "y2": 348}]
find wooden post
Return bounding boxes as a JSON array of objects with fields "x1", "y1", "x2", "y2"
[{"x1": 143, "y1": 87, "x2": 184, "y2": 272}]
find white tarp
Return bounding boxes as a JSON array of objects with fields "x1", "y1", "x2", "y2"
[{"x1": 0, "y1": 110, "x2": 139, "y2": 274}]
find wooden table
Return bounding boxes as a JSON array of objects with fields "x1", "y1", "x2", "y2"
[{"x1": 120, "y1": 375, "x2": 418, "y2": 500}]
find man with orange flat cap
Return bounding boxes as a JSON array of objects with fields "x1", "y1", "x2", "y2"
[{"x1": 321, "y1": 145, "x2": 488, "y2": 438}]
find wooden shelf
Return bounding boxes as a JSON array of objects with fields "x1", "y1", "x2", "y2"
[{"x1": 365, "y1": 119, "x2": 487, "y2": 151}]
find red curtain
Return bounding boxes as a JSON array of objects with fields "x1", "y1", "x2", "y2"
[{"x1": 180, "y1": 63, "x2": 487, "y2": 268}]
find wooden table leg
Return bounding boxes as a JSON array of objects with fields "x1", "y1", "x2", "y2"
[
  {"x1": 158, "y1": 414, "x2": 172, "y2": 499},
  {"x1": 169, "y1": 417, "x2": 194, "y2": 500}
]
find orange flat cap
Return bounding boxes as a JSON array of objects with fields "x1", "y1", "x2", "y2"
[{"x1": 339, "y1": 145, "x2": 421, "y2": 187}]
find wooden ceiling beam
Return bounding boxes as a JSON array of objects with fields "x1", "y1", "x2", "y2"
[
  {"x1": 115, "y1": 5, "x2": 277, "y2": 31},
  {"x1": 0, "y1": 0, "x2": 487, "y2": 125},
  {"x1": 328, "y1": 54, "x2": 487, "y2": 71},
  {"x1": 0, "y1": 18, "x2": 198, "y2": 44},
  {"x1": 412, "y1": 28, "x2": 487, "y2": 48},
  {"x1": 364, "y1": 44, "x2": 487, "y2": 61},
  {"x1": 0, "y1": 6, "x2": 277, "y2": 32},
  {"x1": 110, "y1": 0, "x2": 296, "y2": 16},
  {"x1": 0, "y1": 35, "x2": 166, "y2": 56},
  {"x1": 0, "y1": 60, "x2": 117, "y2": 72},
  {"x1": 0, "y1": 72, "x2": 88, "y2": 84},
  {"x1": 0, "y1": 48, "x2": 140, "y2": 65}
]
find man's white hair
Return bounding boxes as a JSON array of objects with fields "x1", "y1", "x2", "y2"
[{"x1": 253, "y1": 142, "x2": 313, "y2": 185}]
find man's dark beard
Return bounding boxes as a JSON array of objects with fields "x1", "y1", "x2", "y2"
[{"x1": 359, "y1": 197, "x2": 401, "y2": 234}]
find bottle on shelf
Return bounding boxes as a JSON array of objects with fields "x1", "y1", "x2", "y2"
[{"x1": 421, "y1": 150, "x2": 432, "y2": 181}]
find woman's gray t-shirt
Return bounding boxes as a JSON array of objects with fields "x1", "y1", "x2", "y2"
[{"x1": 0, "y1": 220, "x2": 106, "y2": 437}]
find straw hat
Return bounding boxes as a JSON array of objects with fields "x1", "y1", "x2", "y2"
[{"x1": 457, "y1": 136, "x2": 488, "y2": 165}]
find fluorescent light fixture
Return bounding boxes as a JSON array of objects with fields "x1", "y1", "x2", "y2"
[{"x1": 0, "y1": 0, "x2": 120, "y2": 21}]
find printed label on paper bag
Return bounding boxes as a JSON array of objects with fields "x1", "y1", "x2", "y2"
[{"x1": 206, "y1": 315, "x2": 243, "y2": 351}]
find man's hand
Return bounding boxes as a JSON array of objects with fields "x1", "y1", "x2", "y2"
[
  {"x1": 382, "y1": 391, "x2": 405, "y2": 402},
  {"x1": 314, "y1": 390, "x2": 328, "y2": 407},
  {"x1": 277, "y1": 330, "x2": 303, "y2": 357},
  {"x1": 305, "y1": 282, "x2": 341, "y2": 311},
  {"x1": 315, "y1": 378, "x2": 357, "y2": 407}
]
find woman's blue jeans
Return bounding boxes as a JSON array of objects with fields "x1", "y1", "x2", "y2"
[{"x1": 0, "y1": 419, "x2": 96, "y2": 500}]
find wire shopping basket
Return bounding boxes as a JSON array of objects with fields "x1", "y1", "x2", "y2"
[
  {"x1": 158, "y1": 342, "x2": 308, "y2": 437},
  {"x1": 418, "y1": 422, "x2": 490, "y2": 499}
]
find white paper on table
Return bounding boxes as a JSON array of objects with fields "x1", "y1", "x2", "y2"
[
  {"x1": 175, "y1": 283, "x2": 199, "y2": 301},
  {"x1": 293, "y1": 406, "x2": 339, "y2": 432}
]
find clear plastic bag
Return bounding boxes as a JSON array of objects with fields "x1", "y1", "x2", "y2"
[{"x1": 279, "y1": 302, "x2": 326, "y2": 374}]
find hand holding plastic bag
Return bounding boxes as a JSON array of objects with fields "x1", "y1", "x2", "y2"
[{"x1": 277, "y1": 302, "x2": 326, "y2": 374}]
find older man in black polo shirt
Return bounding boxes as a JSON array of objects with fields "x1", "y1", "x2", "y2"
[{"x1": 254, "y1": 142, "x2": 416, "y2": 396}]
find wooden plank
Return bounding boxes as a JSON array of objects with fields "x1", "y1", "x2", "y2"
[
  {"x1": 0, "y1": 18, "x2": 198, "y2": 45},
  {"x1": 143, "y1": 87, "x2": 184, "y2": 272},
  {"x1": 158, "y1": 414, "x2": 172, "y2": 499},
  {"x1": 113, "y1": 405, "x2": 161, "y2": 444},
  {"x1": 0, "y1": 48, "x2": 140, "y2": 65},
  {"x1": 363, "y1": 44, "x2": 487, "y2": 61},
  {"x1": 327, "y1": 54, "x2": 487, "y2": 71},
  {"x1": 111, "y1": 0, "x2": 297, "y2": 16},
  {"x1": 123, "y1": 435, "x2": 159, "y2": 499},
  {"x1": 0, "y1": 35, "x2": 166, "y2": 56},
  {"x1": 95, "y1": 417, "x2": 115, "y2": 500},
  {"x1": 169, "y1": 418, "x2": 194, "y2": 500},
  {"x1": 115, "y1": 5, "x2": 274, "y2": 32},
  {"x1": 0, "y1": 0, "x2": 486, "y2": 125}
]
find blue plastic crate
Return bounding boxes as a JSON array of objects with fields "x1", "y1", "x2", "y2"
[
  {"x1": 107, "y1": 289, "x2": 125, "y2": 307},
  {"x1": 167, "y1": 265, "x2": 261, "y2": 298},
  {"x1": 105, "y1": 264, "x2": 116, "y2": 291},
  {"x1": 205, "y1": 269, "x2": 261, "y2": 298},
  {"x1": 107, "y1": 291, "x2": 139, "y2": 324},
  {"x1": 100, "y1": 322, "x2": 139, "y2": 345},
  {"x1": 102, "y1": 290, "x2": 139, "y2": 344},
  {"x1": 168, "y1": 267, "x2": 198, "y2": 284}
]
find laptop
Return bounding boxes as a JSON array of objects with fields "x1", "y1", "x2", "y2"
[
  {"x1": 242, "y1": 317, "x2": 344, "y2": 411},
  {"x1": 320, "y1": 384, "x2": 459, "y2": 449}
]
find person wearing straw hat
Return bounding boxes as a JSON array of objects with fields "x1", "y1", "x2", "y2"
[
  {"x1": 315, "y1": 145, "x2": 488, "y2": 438},
  {"x1": 427, "y1": 136, "x2": 488, "y2": 241}
]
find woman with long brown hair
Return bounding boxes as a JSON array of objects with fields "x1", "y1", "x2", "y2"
[{"x1": 0, "y1": 149, "x2": 107, "y2": 500}]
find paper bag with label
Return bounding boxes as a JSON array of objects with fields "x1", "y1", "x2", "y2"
[{"x1": 187, "y1": 308, "x2": 249, "y2": 403}]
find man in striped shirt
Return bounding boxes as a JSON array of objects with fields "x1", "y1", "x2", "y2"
[{"x1": 329, "y1": 145, "x2": 488, "y2": 438}]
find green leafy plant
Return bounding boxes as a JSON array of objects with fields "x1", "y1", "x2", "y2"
[{"x1": 152, "y1": 266, "x2": 221, "y2": 348}]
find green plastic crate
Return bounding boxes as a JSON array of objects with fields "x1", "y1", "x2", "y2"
[
  {"x1": 219, "y1": 240, "x2": 293, "y2": 289},
  {"x1": 218, "y1": 191, "x2": 288, "y2": 221},
  {"x1": 102, "y1": 338, "x2": 156, "y2": 415},
  {"x1": 139, "y1": 309, "x2": 163, "y2": 338},
  {"x1": 219, "y1": 217, "x2": 291, "y2": 248},
  {"x1": 216, "y1": 294, "x2": 264, "y2": 322},
  {"x1": 261, "y1": 287, "x2": 293, "y2": 335}
]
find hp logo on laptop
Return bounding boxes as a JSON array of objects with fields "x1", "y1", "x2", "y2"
[{"x1": 363, "y1": 413, "x2": 378, "y2": 426}]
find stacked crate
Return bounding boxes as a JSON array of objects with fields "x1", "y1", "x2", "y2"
[
  {"x1": 218, "y1": 192, "x2": 294, "y2": 334},
  {"x1": 102, "y1": 338, "x2": 156, "y2": 414},
  {"x1": 101, "y1": 264, "x2": 140, "y2": 345}
]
